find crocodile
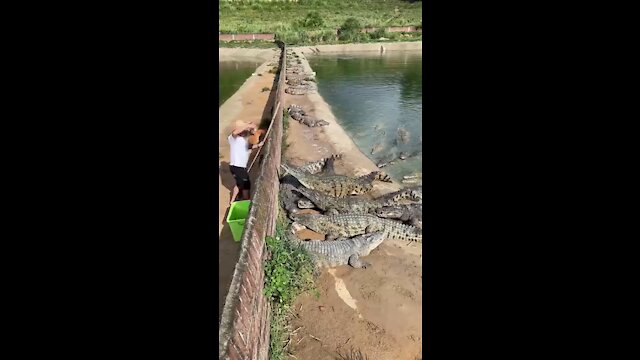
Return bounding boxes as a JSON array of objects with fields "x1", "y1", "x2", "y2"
[
  {"x1": 288, "y1": 104, "x2": 329, "y2": 127},
  {"x1": 375, "y1": 204, "x2": 423, "y2": 229},
  {"x1": 377, "y1": 150, "x2": 422, "y2": 169},
  {"x1": 279, "y1": 155, "x2": 344, "y2": 213},
  {"x1": 295, "y1": 154, "x2": 341, "y2": 175},
  {"x1": 397, "y1": 127, "x2": 410, "y2": 144},
  {"x1": 285, "y1": 83, "x2": 317, "y2": 95},
  {"x1": 290, "y1": 213, "x2": 422, "y2": 242},
  {"x1": 293, "y1": 187, "x2": 422, "y2": 215},
  {"x1": 286, "y1": 78, "x2": 315, "y2": 87},
  {"x1": 281, "y1": 163, "x2": 392, "y2": 198},
  {"x1": 300, "y1": 116, "x2": 329, "y2": 127},
  {"x1": 279, "y1": 182, "x2": 304, "y2": 215},
  {"x1": 286, "y1": 231, "x2": 385, "y2": 269}
]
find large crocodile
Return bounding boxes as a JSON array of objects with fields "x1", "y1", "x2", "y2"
[
  {"x1": 375, "y1": 203, "x2": 423, "y2": 229},
  {"x1": 281, "y1": 163, "x2": 392, "y2": 198},
  {"x1": 294, "y1": 187, "x2": 422, "y2": 215},
  {"x1": 290, "y1": 213, "x2": 422, "y2": 242},
  {"x1": 287, "y1": 231, "x2": 385, "y2": 269}
]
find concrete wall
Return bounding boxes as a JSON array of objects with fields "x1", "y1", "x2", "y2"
[
  {"x1": 218, "y1": 43, "x2": 286, "y2": 360},
  {"x1": 293, "y1": 41, "x2": 422, "y2": 54},
  {"x1": 219, "y1": 33, "x2": 276, "y2": 41}
]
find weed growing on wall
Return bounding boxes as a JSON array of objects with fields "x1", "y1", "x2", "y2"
[{"x1": 264, "y1": 214, "x2": 315, "y2": 360}]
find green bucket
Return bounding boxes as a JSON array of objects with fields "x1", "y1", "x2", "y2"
[{"x1": 226, "y1": 200, "x2": 251, "y2": 242}]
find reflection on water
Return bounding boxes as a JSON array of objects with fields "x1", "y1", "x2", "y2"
[
  {"x1": 308, "y1": 51, "x2": 422, "y2": 183},
  {"x1": 219, "y1": 60, "x2": 262, "y2": 107}
]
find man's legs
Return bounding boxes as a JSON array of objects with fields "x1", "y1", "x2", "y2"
[
  {"x1": 229, "y1": 165, "x2": 250, "y2": 204},
  {"x1": 230, "y1": 186, "x2": 240, "y2": 204}
]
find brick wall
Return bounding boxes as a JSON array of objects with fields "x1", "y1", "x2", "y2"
[
  {"x1": 219, "y1": 33, "x2": 276, "y2": 41},
  {"x1": 362, "y1": 26, "x2": 422, "y2": 33},
  {"x1": 218, "y1": 42, "x2": 286, "y2": 360}
]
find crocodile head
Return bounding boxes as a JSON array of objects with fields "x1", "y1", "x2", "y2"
[
  {"x1": 354, "y1": 232, "x2": 386, "y2": 254},
  {"x1": 292, "y1": 187, "x2": 327, "y2": 208},
  {"x1": 375, "y1": 206, "x2": 404, "y2": 219},
  {"x1": 280, "y1": 164, "x2": 313, "y2": 188},
  {"x1": 297, "y1": 198, "x2": 315, "y2": 209}
]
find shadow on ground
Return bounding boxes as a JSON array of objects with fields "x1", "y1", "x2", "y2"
[{"x1": 218, "y1": 219, "x2": 240, "y2": 323}]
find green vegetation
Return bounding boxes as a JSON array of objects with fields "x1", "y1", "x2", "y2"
[
  {"x1": 264, "y1": 213, "x2": 315, "y2": 360},
  {"x1": 218, "y1": 40, "x2": 277, "y2": 49},
  {"x1": 219, "y1": 0, "x2": 422, "y2": 46},
  {"x1": 261, "y1": 86, "x2": 271, "y2": 92}
]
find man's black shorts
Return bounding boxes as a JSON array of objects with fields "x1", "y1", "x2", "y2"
[{"x1": 229, "y1": 165, "x2": 251, "y2": 190}]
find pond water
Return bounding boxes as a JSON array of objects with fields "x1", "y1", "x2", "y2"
[
  {"x1": 219, "y1": 60, "x2": 263, "y2": 107},
  {"x1": 308, "y1": 51, "x2": 422, "y2": 184}
]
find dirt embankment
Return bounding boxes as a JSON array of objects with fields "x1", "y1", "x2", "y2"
[{"x1": 282, "y1": 47, "x2": 422, "y2": 359}]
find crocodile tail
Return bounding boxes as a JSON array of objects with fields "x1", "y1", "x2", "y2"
[
  {"x1": 374, "y1": 171, "x2": 392, "y2": 183},
  {"x1": 395, "y1": 188, "x2": 422, "y2": 202}
]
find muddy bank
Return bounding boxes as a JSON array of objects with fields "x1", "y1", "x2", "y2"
[{"x1": 282, "y1": 47, "x2": 422, "y2": 359}]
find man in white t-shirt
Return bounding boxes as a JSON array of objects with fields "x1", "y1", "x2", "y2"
[{"x1": 228, "y1": 120, "x2": 264, "y2": 204}]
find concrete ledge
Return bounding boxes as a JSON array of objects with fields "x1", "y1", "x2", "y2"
[{"x1": 292, "y1": 41, "x2": 422, "y2": 55}]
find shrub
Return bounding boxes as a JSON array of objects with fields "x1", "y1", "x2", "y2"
[
  {"x1": 340, "y1": 18, "x2": 362, "y2": 33},
  {"x1": 369, "y1": 28, "x2": 388, "y2": 40},
  {"x1": 338, "y1": 18, "x2": 363, "y2": 42},
  {"x1": 299, "y1": 11, "x2": 324, "y2": 28}
]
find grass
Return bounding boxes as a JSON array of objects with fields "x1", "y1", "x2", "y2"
[
  {"x1": 219, "y1": 0, "x2": 422, "y2": 34},
  {"x1": 219, "y1": 0, "x2": 422, "y2": 46},
  {"x1": 218, "y1": 40, "x2": 278, "y2": 48},
  {"x1": 264, "y1": 212, "x2": 315, "y2": 360}
]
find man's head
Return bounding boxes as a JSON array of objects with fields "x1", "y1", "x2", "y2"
[{"x1": 233, "y1": 120, "x2": 254, "y2": 137}]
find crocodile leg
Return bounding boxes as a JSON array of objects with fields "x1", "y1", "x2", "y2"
[
  {"x1": 364, "y1": 224, "x2": 383, "y2": 233},
  {"x1": 348, "y1": 254, "x2": 371, "y2": 269},
  {"x1": 325, "y1": 208, "x2": 339, "y2": 216},
  {"x1": 325, "y1": 234, "x2": 337, "y2": 241}
]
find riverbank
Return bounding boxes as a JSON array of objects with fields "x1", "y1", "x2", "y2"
[{"x1": 281, "y1": 47, "x2": 422, "y2": 359}]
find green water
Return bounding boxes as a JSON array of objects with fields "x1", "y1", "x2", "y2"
[
  {"x1": 308, "y1": 51, "x2": 422, "y2": 183},
  {"x1": 219, "y1": 60, "x2": 262, "y2": 107}
]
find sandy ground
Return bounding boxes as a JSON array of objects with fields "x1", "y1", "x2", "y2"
[
  {"x1": 282, "y1": 48, "x2": 423, "y2": 359},
  {"x1": 218, "y1": 48, "x2": 281, "y2": 321}
]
